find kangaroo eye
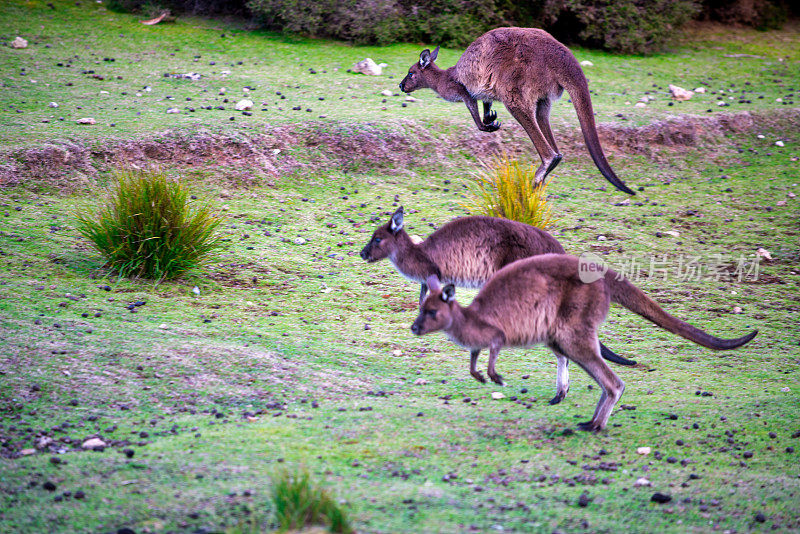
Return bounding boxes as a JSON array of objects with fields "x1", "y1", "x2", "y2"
[
  {"x1": 374, "y1": 238, "x2": 382, "y2": 244},
  {"x1": 426, "y1": 309, "x2": 437, "y2": 318}
]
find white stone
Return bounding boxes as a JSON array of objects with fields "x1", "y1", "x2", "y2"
[
  {"x1": 636, "y1": 446, "x2": 651, "y2": 455},
  {"x1": 634, "y1": 477, "x2": 652, "y2": 487},
  {"x1": 76, "y1": 117, "x2": 96, "y2": 124},
  {"x1": 413, "y1": 378, "x2": 428, "y2": 386},
  {"x1": 776, "y1": 140, "x2": 785, "y2": 147},
  {"x1": 272, "y1": 149, "x2": 281, "y2": 155},
  {"x1": 20, "y1": 448, "x2": 36, "y2": 456},
  {"x1": 634, "y1": 102, "x2": 646, "y2": 108},
  {"x1": 82, "y1": 437, "x2": 107, "y2": 449},
  {"x1": 717, "y1": 101, "x2": 727, "y2": 106},
  {"x1": 380, "y1": 89, "x2": 392, "y2": 97},
  {"x1": 776, "y1": 97, "x2": 783, "y2": 102},
  {"x1": 597, "y1": 235, "x2": 607, "y2": 241},
  {"x1": 352, "y1": 58, "x2": 388, "y2": 76},
  {"x1": 219, "y1": 87, "x2": 226, "y2": 95},
  {"x1": 159, "y1": 323, "x2": 168, "y2": 329},
  {"x1": 392, "y1": 349, "x2": 402, "y2": 357},
  {"x1": 757, "y1": 134, "x2": 765, "y2": 139},
  {"x1": 293, "y1": 237, "x2": 307, "y2": 245},
  {"x1": 756, "y1": 248, "x2": 772, "y2": 261},
  {"x1": 405, "y1": 96, "x2": 418, "y2": 102},
  {"x1": 100, "y1": 90, "x2": 109, "y2": 94},
  {"x1": 580, "y1": 60, "x2": 594, "y2": 67},
  {"x1": 235, "y1": 99, "x2": 253, "y2": 111},
  {"x1": 11, "y1": 36, "x2": 28, "y2": 49},
  {"x1": 694, "y1": 87, "x2": 706, "y2": 93},
  {"x1": 781, "y1": 387, "x2": 791, "y2": 392},
  {"x1": 732, "y1": 306, "x2": 743, "y2": 314},
  {"x1": 49, "y1": 102, "x2": 58, "y2": 108},
  {"x1": 669, "y1": 84, "x2": 693, "y2": 101},
  {"x1": 491, "y1": 392, "x2": 505, "y2": 400},
  {"x1": 665, "y1": 230, "x2": 680, "y2": 237},
  {"x1": 166, "y1": 108, "x2": 180, "y2": 114}
]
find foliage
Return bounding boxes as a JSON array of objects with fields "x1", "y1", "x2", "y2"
[
  {"x1": 698, "y1": 0, "x2": 790, "y2": 29},
  {"x1": 270, "y1": 467, "x2": 352, "y2": 533},
  {"x1": 75, "y1": 167, "x2": 223, "y2": 281},
  {"x1": 545, "y1": 0, "x2": 701, "y2": 54},
  {"x1": 247, "y1": 0, "x2": 503, "y2": 47},
  {"x1": 106, "y1": 0, "x2": 248, "y2": 15},
  {"x1": 462, "y1": 154, "x2": 557, "y2": 229}
]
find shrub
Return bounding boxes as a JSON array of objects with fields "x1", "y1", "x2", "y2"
[
  {"x1": 270, "y1": 467, "x2": 352, "y2": 533},
  {"x1": 698, "y1": 0, "x2": 789, "y2": 29},
  {"x1": 75, "y1": 168, "x2": 223, "y2": 281},
  {"x1": 462, "y1": 154, "x2": 557, "y2": 229},
  {"x1": 548, "y1": 0, "x2": 701, "y2": 54},
  {"x1": 247, "y1": 0, "x2": 503, "y2": 47}
]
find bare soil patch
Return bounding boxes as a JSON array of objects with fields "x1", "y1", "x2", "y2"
[{"x1": 1, "y1": 110, "x2": 797, "y2": 192}]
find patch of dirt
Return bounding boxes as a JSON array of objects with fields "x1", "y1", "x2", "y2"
[{"x1": 1, "y1": 109, "x2": 797, "y2": 192}]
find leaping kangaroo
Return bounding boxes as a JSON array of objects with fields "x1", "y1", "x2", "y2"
[{"x1": 399, "y1": 27, "x2": 635, "y2": 195}]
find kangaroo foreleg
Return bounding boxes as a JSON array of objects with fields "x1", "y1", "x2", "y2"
[
  {"x1": 460, "y1": 86, "x2": 500, "y2": 132},
  {"x1": 469, "y1": 349, "x2": 486, "y2": 384},
  {"x1": 482, "y1": 101, "x2": 497, "y2": 125}
]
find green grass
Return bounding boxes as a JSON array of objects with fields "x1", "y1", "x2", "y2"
[
  {"x1": 0, "y1": 1, "x2": 798, "y2": 148},
  {"x1": 1, "y1": 2, "x2": 800, "y2": 533}
]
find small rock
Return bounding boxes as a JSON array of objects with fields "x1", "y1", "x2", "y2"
[
  {"x1": 49, "y1": 102, "x2": 59, "y2": 108},
  {"x1": 392, "y1": 349, "x2": 402, "y2": 357},
  {"x1": 11, "y1": 36, "x2": 28, "y2": 49},
  {"x1": 20, "y1": 448, "x2": 36, "y2": 456},
  {"x1": 732, "y1": 306, "x2": 743, "y2": 314},
  {"x1": 634, "y1": 102, "x2": 646, "y2": 108},
  {"x1": 413, "y1": 378, "x2": 428, "y2": 386},
  {"x1": 651, "y1": 492, "x2": 672, "y2": 503},
  {"x1": 694, "y1": 87, "x2": 706, "y2": 93},
  {"x1": 775, "y1": 140, "x2": 785, "y2": 147},
  {"x1": 669, "y1": 84, "x2": 693, "y2": 101},
  {"x1": 380, "y1": 89, "x2": 392, "y2": 97},
  {"x1": 637, "y1": 447, "x2": 651, "y2": 455},
  {"x1": 580, "y1": 60, "x2": 593, "y2": 67},
  {"x1": 352, "y1": 58, "x2": 387, "y2": 76},
  {"x1": 81, "y1": 437, "x2": 107, "y2": 449},
  {"x1": 634, "y1": 477, "x2": 651, "y2": 487},
  {"x1": 756, "y1": 248, "x2": 773, "y2": 260},
  {"x1": 166, "y1": 108, "x2": 180, "y2": 114},
  {"x1": 405, "y1": 96, "x2": 418, "y2": 102},
  {"x1": 76, "y1": 117, "x2": 96, "y2": 125},
  {"x1": 665, "y1": 230, "x2": 680, "y2": 237},
  {"x1": 293, "y1": 237, "x2": 307, "y2": 245},
  {"x1": 235, "y1": 99, "x2": 254, "y2": 111},
  {"x1": 491, "y1": 392, "x2": 506, "y2": 400}
]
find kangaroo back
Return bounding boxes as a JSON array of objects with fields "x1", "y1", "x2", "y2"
[
  {"x1": 559, "y1": 65, "x2": 635, "y2": 196},
  {"x1": 605, "y1": 272, "x2": 757, "y2": 350}
]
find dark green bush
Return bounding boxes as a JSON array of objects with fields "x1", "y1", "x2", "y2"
[
  {"x1": 247, "y1": 0, "x2": 503, "y2": 47},
  {"x1": 546, "y1": 0, "x2": 701, "y2": 54},
  {"x1": 699, "y1": 0, "x2": 789, "y2": 29},
  {"x1": 75, "y1": 168, "x2": 223, "y2": 281},
  {"x1": 106, "y1": 0, "x2": 248, "y2": 15}
]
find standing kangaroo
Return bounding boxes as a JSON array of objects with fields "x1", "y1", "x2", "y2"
[
  {"x1": 410, "y1": 256, "x2": 757, "y2": 431},
  {"x1": 399, "y1": 27, "x2": 635, "y2": 195},
  {"x1": 360, "y1": 206, "x2": 638, "y2": 387}
]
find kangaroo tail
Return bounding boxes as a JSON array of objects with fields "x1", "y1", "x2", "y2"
[
  {"x1": 605, "y1": 272, "x2": 757, "y2": 350},
  {"x1": 600, "y1": 342, "x2": 637, "y2": 366},
  {"x1": 562, "y1": 68, "x2": 636, "y2": 196}
]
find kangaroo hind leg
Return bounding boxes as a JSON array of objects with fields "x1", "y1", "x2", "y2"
[
  {"x1": 559, "y1": 336, "x2": 624, "y2": 432},
  {"x1": 536, "y1": 98, "x2": 562, "y2": 178},
  {"x1": 548, "y1": 351, "x2": 570, "y2": 405},
  {"x1": 506, "y1": 103, "x2": 560, "y2": 183}
]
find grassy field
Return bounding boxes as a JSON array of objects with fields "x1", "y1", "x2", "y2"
[{"x1": 1, "y1": 1, "x2": 800, "y2": 533}]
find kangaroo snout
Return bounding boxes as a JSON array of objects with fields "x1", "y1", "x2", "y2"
[
  {"x1": 410, "y1": 322, "x2": 421, "y2": 335},
  {"x1": 359, "y1": 245, "x2": 370, "y2": 261},
  {"x1": 398, "y1": 81, "x2": 405, "y2": 92}
]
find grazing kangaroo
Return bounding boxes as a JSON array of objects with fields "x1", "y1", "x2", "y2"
[
  {"x1": 360, "y1": 206, "x2": 638, "y2": 381},
  {"x1": 398, "y1": 28, "x2": 635, "y2": 195},
  {"x1": 410, "y1": 255, "x2": 757, "y2": 431}
]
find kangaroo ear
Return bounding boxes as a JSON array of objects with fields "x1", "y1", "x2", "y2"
[
  {"x1": 431, "y1": 46, "x2": 439, "y2": 62},
  {"x1": 419, "y1": 49, "x2": 432, "y2": 69},
  {"x1": 441, "y1": 284, "x2": 456, "y2": 303},
  {"x1": 390, "y1": 206, "x2": 404, "y2": 234},
  {"x1": 426, "y1": 274, "x2": 441, "y2": 293}
]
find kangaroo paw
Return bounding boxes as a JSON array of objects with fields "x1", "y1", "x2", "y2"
[
  {"x1": 543, "y1": 154, "x2": 563, "y2": 179},
  {"x1": 480, "y1": 120, "x2": 501, "y2": 133},
  {"x1": 549, "y1": 392, "x2": 566, "y2": 406},
  {"x1": 482, "y1": 110, "x2": 497, "y2": 125},
  {"x1": 470, "y1": 371, "x2": 487, "y2": 384}
]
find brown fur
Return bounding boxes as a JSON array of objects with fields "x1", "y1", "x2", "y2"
[
  {"x1": 410, "y1": 254, "x2": 757, "y2": 431},
  {"x1": 399, "y1": 27, "x2": 635, "y2": 195}
]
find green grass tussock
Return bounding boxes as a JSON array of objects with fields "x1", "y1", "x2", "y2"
[
  {"x1": 75, "y1": 167, "x2": 224, "y2": 280},
  {"x1": 463, "y1": 153, "x2": 557, "y2": 229},
  {"x1": 271, "y1": 467, "x2": 352, "y2": 533}
]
